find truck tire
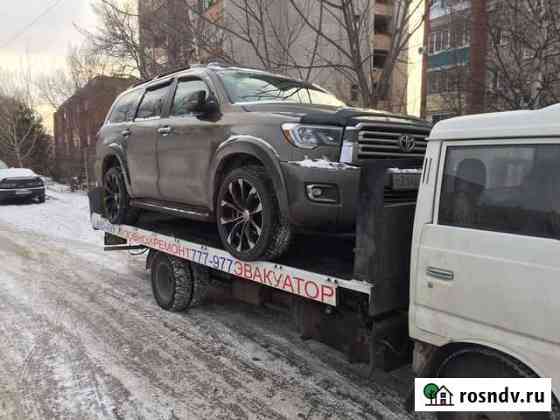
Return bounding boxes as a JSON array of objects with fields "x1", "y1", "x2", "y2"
[
  {"x1": 150, "y1": 253, "x2": 210, "y2": 312},
  {"x1": 435, "y1": 346, "x2": 559, "y2": 420},
  {"x1": 216, "y1": 165, "x2": 292, "y2": 261},
  {"x1": 103, "y1": 166, "x2": 139, "y2": 225}
]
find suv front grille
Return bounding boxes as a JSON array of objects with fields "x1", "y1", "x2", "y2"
[{"x1": 357, "y1": 125, "x2": 429, "y2": 160}]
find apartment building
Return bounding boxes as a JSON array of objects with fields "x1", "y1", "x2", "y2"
[
  {"x1": 424, "y1": 0, "x2": 560, "y2": 121},
  {"x1": 138, "y1": 0, "x2": 410, "y2": 112},
  {"x1": 425, "y1": 0, "x2": 472, "y2": 122}
]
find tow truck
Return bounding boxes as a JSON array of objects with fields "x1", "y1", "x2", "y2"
[{"x1": 90, "y1": 106, "x2": 560, "y2": 419}]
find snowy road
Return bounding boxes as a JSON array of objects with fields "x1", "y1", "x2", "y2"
[{"x1": 0, "y1": 189, "x2": 417, "y2": 420}]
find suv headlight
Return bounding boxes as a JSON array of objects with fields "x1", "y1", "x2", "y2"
[{"x1": 282, "y1": 123, "x2": 343, "y2": 149}]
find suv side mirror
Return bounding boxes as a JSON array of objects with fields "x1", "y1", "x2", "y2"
[
  {"x1": 185, "y1": 90, "x2": 207, "y2": 113},
  {"x1": 186, "y1": 90, "x2": 220, "y2": 117},
  {"x1": 203, "y1": 94, "x2": 220, "y2": 116}
]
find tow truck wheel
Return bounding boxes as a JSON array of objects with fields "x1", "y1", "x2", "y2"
[
  {"x1": 150, "y1": 252, "x2": 210, "y2": 312},
  {"x1": 435, "y1": 347, "x2": 559, "y2": 420}
]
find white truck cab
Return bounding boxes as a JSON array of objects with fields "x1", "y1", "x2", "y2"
[{"x1": 410, "y1": 104, "x2": 560, "y2": 407}]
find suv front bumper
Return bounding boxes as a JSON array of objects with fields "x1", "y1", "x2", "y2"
[{"x1": 280, "y1": 161, "x2": 360, "y2": 232}]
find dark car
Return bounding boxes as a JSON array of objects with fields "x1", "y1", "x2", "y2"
[
  {"x1": 0, "y1": 167, "x2": 46, "y2": 204},
  {"x1": 96, "y1": 63, "x2": 431, "y2": 261}
]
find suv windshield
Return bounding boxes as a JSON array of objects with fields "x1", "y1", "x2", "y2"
[
  {"x1": 219, "y1": 71, "x2": 345, "y2": 107},
  {"x1": 0, "y1": 160, "x2": 7, "y2": 169}
]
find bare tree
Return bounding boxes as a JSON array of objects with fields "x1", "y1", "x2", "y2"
[
  {"x1": 79, "y1": 0, "x2": 150, "y2": 78},
  {"x1": 36, "y1": 44, "x2": 128, "y2": 109},
  {"x1": 284, "y1": 0, "x2": 427, "y2": 108},
  {"x1": 80, "y1": 0, "x2": 425, "y2": 109},
  {"x1": 485, "y1": 0, "x2": 560, "y2": 111},
  {"x1": 35, "y1": 69, "x2": 76, "y2": 109},
  {"x1": 0, "y1": 69, "x2": 49, "y2": 169}
]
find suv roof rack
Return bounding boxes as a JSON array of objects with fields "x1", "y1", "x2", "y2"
[{"x1": 132, "y1": 65, "x2": 194, "y2": 88}]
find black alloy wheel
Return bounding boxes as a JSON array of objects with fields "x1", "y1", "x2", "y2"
[
  {"x1": 220, "y1": 177, "x2": 264, "y2": 253},
  {"x1": 216, "y1": 165, "x2": 292, "y2": 261},
  {"x1": 103, "y1": 168, "x2": 123, "y2": 222},
  {"x1": 103, "y1": 166, "x2": 139, "y2": 225}
]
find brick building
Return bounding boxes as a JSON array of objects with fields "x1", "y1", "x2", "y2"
[{"x1": 53, "y1": 76, "x2": 134, "y2": 185}]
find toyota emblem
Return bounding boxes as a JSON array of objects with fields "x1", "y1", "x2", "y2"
[{"x1": 398, "y1": 135, "x2": 416, "y2": 153}]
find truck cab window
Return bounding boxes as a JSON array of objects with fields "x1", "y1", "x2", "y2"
[
  {"x1": 439, "y1": 144, "x2": 560, "y2": 240},
  {"x1": 136, "y1": 85, "x2": 170, "y2": 120},
  {"x1": 171, "y1": 79, "x2": 210, "y2": 116}
]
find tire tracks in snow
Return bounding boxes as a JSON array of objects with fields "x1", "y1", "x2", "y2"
[{"x1": 0, "y1": 222, "x2": 416, "y2": 420}]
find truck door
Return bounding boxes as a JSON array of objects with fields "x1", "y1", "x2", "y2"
[{"x1": 413, "y1": 140, "x2": 560, "y2": 362}]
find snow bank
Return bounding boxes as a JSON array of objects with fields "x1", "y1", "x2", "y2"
[{"x1": 0, "y1": 190, "x2": 101, "y2": 244}]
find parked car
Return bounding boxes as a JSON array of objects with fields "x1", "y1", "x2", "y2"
[
  {"x1": 96, "y1": 63, "x2": 431, "y2": 260},
  {"x1": 0, "y1": 167, "x2": 46, "y2": 204}
]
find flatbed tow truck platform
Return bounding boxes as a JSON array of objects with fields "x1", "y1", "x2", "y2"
[{"x1": 90, "y1": 159, "x2": 421, "y2": 370}]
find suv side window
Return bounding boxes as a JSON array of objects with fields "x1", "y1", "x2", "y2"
[
  {"x1": 438, "y1": 143, "x2": 560, "y2": 240},
  {"x1": 171, "y1": 79, "x2": 210, "y2": 116},
  {"x1": 109, "y1": 90, "x2": 141, "y2": 124},
  {"x1": 136, "y1": 84, "x2": 170, "y2": 120}
]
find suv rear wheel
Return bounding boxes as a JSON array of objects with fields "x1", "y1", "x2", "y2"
[
  {"x1": 103, "y1": 166, "x2": 139, "y2": 225},
  {"x1": 216, "y1": 165, "x2": 291, "y2": 261}
]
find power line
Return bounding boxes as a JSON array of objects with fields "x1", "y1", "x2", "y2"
[{"x1": 0, "y1": 0, "x2": 67, "y2": 49}]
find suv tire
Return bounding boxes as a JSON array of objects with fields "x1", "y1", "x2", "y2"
[
  {"x1": 103, "y1": 166, "x2": 139, "y2": 225},
  {"x1": 216, "y1": 165, "x2": 292, "y2": 261}
]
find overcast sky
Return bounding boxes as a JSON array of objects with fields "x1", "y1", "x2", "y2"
[{"x1": 0, "y1": 0, "x2": 97, "y2": 73}]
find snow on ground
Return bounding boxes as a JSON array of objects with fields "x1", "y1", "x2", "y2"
[
  {"x1": 0, "y1": 188, "x2": 423, "y2": 420},
  {"x1": 0, "y1": 188, "x2": 102, "y2": 244}
]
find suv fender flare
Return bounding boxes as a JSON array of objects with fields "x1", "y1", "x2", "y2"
[
  {"x1": 208, "y1": 136, "x2": 289, "y2": 218},
  {"x1": 102, "y1": 146, "x2": 133, "y2": 195}
]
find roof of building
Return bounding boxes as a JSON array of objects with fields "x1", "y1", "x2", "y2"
[
  {"x1": 56, "y1": 75, "x2": 136, "y2": 112},
  {"x1": 429, "y1": 104, "x2": 560, "y2": 141}
]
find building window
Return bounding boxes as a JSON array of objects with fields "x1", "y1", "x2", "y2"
[
  {"x1": 438, "y1": 144, "x2": 560, "y2": 240},
  {"x1": 373, "y1": 51, "x2": 388, "y2": 68},
  {"x1": 429, "y1": 30, "x2": 451, "y2": 54}
]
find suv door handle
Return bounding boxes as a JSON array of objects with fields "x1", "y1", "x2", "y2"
[
  {"x1": 121, "y1": 128, "x2": 131, "y2": 137},
  {"x1": 426, "y1": 266, "x2": 454, "y2": 281},
  {"x1": 158, "y1": 126, "x2": 172, "y2": 136}
]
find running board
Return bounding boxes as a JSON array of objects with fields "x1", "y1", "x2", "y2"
[{"x1": 130, "y1": 199, "x2": 212, "y2": 222}]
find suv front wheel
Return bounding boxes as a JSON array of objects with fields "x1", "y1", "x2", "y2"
[{"x1": 216, "y1": 165, "x2": 291, "y2": 261}]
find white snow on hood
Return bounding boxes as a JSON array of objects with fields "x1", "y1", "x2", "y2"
[
  {"x1": 0, "y1": 168, "x2": 37, "y2": 181},
  {"x1": 288, "y1": 157, "x2": 359, "y2": 170}
]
